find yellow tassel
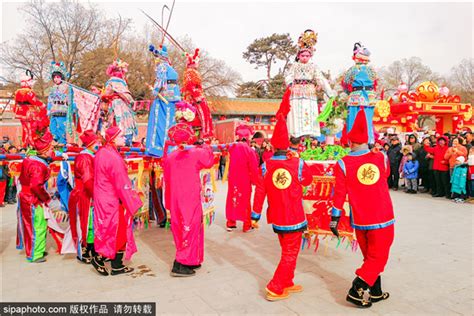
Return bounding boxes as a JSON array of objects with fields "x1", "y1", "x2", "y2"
[
  {"x1": 137, "y1": 159, "x2": 144, "y2": 190},
  {"x1": 222, "y1": 156, "x2": 230, "y2": 182},
  {"x1": 210, "y1": 167, "x2": 217, "y2": 192}
]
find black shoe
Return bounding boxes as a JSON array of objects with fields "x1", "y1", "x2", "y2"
[
  {"x1": 185, "y1": 264, "x2": 202, "y2": 270},
  {"x1": 393, "y1": 188, "x2": 398, "y2": 191},
  {"x1": 111, "y1": 251, "x2": 134, "y2": 276},
  {"x1": 433, "y1": 194, "x2": 444, "y2": 197},
  {"x1": 92, "y1": 255, "x2": 109, "y2": 276},
  {"x1": 346, "y1": 277, "x2": 372, "y2": 308},
  {"x1": 370, "y1": 276, "x2": 390, "y2": 303},
  {"x1": 411, "y1": 190, "x2": 417, "y2": 194},
  {"x1": 170, "y1": 260, "x2": 196, "y2": 277},
  {"x1": 445, "y1": 195, "x2": 452, "y2": 199}
]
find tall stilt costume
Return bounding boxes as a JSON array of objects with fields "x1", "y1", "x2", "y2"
[
  {"x1": 225, "y1": 125, "x2": 260, "y2": 232},
  {"x1": 68, "y1": 130, "x2": 100, "y2": 264},
  {"x1": 16, "y1": 132, "x2": 53, "y2": 263},
  {"x1": 330, "y1": 109, "x2": 394, "y2": 308},
  {"x1": 14, "y1": 70, "x2": 49, "y2": 148},
  {"x1": 92, "y1": 127, "x2": 143, "y2": 276},
  {"x1": 341, "y1": 42, "x2": 378, "y2": 144},
  {"x1": 182, "y1": 49, "x2": 214, "y2": 138},
  {"x1": 101, "y1": 60, "x2": 138, "y2": 146},
  {"x1": 145, "y1": 45, "x2": 181, "y2": 157},
  {"x1": 252, "y1": 115, "x2": 313, "y2": 301},
  {"x1": 279, "y1": 29, "x2": 335, "y2": 137},
  {"x1": 48, "y1": 62, "x2": 72, "y2": 145},
  {"x1": 163, "y1": 124, "x2": 215, "y2": 277}
]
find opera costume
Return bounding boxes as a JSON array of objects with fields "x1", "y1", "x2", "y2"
[
  {"x1": 14, "y1": 70, "x2": 49, "y2": 148},
  {"x1": 102, "y1": 59, "x2": 138, "y2": 146},
  {"x1": 145, "y1": 45, "x2": 181, "y2": 157},
  {"x1": 182, "y1": 49, "x2": 214, "y2": 138},
  {"x1": 341, "y1": 42, "x2": 378, "y2": 144},
  {"x1": 279, "y1": 29, "x2": 335, "y2": 138},
  {"x1": 47, "y1": 61, "x2": 72, "y2": 145},
  {"x1": 330, "y1": 109, "x2": 394, "y2": 308},
  {"x1": 163, "y1": 124, "x2": 214, "y2": 277},
  {"x1": 16, "y1": 132, "x2": 54, "y2": 263},
  {"x1": 92, "y1": 127, "x2": 143, "y2": 276},
  {"x1": 252, "y1": 115, "x2": 312, "y2": 301},
  {"x1": 68, "y1": 130, "x2": 100, "y2": 264},
  {"x1": 225, "y1": 125, "x2": 260, "y2": 232}
]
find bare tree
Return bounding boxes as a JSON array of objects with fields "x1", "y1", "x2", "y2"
[
  {"x1": 449, "y1": 58, "x2": 473, "y2": 103},
  {"x1": 380, "y1": 57, "x2": 441, "y2": 93}
]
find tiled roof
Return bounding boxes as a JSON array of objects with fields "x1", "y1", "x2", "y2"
[{"x1": 208, "y1": 98, "x2": 280, "y2": 115}]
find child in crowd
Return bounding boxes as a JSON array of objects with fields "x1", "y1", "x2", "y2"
[
  {"x1": 450, "y1": 156, "x2": 468, "y2": 203},
  {"x1": 403, "y1": 153, "x2": 419, "y2": 194},
  {"x1": 399, "y1": 145, "x2": 412, "y2": 188}
]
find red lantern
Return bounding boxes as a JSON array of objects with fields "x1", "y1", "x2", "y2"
[
  {"x1": 244, "y1": 116, "x2": 251, "y2": 122},
  {"x1": 219, "y1": 115, "x2": 226, "y2": 121},
  {"x1": 270, "y1": 116, "x2": 277, "y2": 124}
]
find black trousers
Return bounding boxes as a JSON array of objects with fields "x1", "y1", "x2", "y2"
[
  {"x1": 388, "y1": 165, "x2": 400, "y2": 188},
  {"x1": 433, "y1": 170, "x2": 450, "y2": 197},
  {"x1": 419, "y1": 167, "x2": 433, "y2": 190}
]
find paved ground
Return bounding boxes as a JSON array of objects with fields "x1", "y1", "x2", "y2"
[{"x1": 1, "y1": 182, "x2": 472, "y2": 315}]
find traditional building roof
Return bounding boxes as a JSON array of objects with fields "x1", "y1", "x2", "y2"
[{"x1": 209, "y1": 98, "x2": 280, "y2": 115}]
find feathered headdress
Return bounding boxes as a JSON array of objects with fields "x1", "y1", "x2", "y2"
[
  {"x1": 149, "y1": 44, "x2": 169, "y2": 59},
  {"x1": 186, "y1": 48, "x2": 200, "y2": 67},
  {"x1": 298, "y1": 29, "x2": 318, "y2": 54},
  {"x1": 50, "y1": 61, "x2": 70, "y2": 80}
]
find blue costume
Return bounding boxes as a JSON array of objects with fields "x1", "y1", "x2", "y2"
[{"x1": 145, "y1": 45, "x2": 181, "y2": 157}]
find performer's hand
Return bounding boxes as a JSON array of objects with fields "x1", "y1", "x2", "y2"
[
  {"x1": 251, "y1": 219, "x2": 259, "y2": 229},
  {"x1": 61, "y1": 153, "x2": 68, "y2": 160},
  {"x1": 329, "y1": 216, "x2": 340, "y2": 238}
]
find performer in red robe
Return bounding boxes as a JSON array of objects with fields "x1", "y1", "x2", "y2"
[
  {"x1": 92, "y1": 126, "x2": 143, "y2": 276},
  {"x1": 14, "y1": 70, "x2": 49, "y2": 148},
  {"x1": 182, "y1": 49, "x2": 214, "y2": 138},
  {"x1": 225, "y1": 125, "x2": 259, "y2": 232},
  {"x1": 163, "y1": 123, "x2": 215, "y2": 277},
  {"x1": 330, "y1": 109, "x2": 394, "y2": 308},
  {"x1": 252, "y1": 115, "x2": 312, "y2": 301},
  {"x1": 69, "y1": 130, "x2": 100, "y2": 264},
  {"x1": 16, "y1": 132, "x2": 54, "y2": 263}
]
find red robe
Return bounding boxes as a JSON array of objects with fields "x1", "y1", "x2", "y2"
[
  {"x1": 163, "y1": 145, "x2": 214, "y2": 265},
  {"x1": 225, "y1": 142, "x2": 259, "y2": 222},
  {"x1": 69, "y1": 150, "x2": 94, "y2": 251},
  {"x1": 332, "y1": 148, "x2": 395, "y2": 286},
  {"x1": 14, "y1": 88, "x2": 49, "y2": 147},
  {"x1": 17, "y1": 156, "x2": 51, "y2": 261}
]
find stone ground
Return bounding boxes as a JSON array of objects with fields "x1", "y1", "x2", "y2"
[{"x1": 1, "y1": 182, "x2": 473, "y2": 315}]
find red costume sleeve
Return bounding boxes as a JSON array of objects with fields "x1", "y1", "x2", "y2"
[
  {"x1": 331, "y1": 161, "x2": 347, "y2": 217},
  {"x1": 424, "y1": 144, "x2": 435, "y2": 154},
  {"x1": 29, "y1": 164, "x2": 51, "y2": 204},
  {"x1": 197, "y1": 145, "x2": 215, "y2": 169},
  {"x1": 248, "y1": 148, "x2": 260, "y2": 185},
  {"x1": 252, "y1": 164, "x2": 267, "y2": 218},
  {"x1": 111, "y1": 154, "x2": 143, "y2": 216},
  {"x1": 300, "y1": 160, "x2": 313, "y2": 186},
  {"x1": 77, "y1": 155, "x2": 94, "y2": 196}
]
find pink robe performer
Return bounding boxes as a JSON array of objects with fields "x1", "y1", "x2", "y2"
[
  {"x1": 225, "y1": 125, "x2": 259, "y2": 232},
  {"x1": 93, "y1": 127, "x2": 142, "y2": 261},
  {"x1": 163, "y1": 124, "x2": 214, "y2": 269}
]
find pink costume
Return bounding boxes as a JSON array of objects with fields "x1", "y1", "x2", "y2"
[
  {"x1": 225, "y1": 125, "x2": 259, "y2": 229},
  {"x1": 163, "y1": 142, "x2": 214, "y2": 265},
  {"x1": 93, "y1": 143, "x2": 142, "y2": 260}
]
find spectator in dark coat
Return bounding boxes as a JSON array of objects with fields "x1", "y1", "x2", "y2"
[{"x1": 387, "y1": 136, "x2": 403, "y2": 190}]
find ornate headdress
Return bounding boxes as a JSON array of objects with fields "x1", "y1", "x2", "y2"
[
  {"x1": 149, "y1": 44, "x2": 169, "y2": 60},
  {"x1": 50, "y1": 61, "x2": 70, "y2": 80},
  {"x1": 352, "y1": 42, "x2": 371, "y2": 64},
  {"x1": 297, "y1": 29, "x2": 318, "y2": 54},
  {"x1": 186, "y1": 48, "x2": 200, "y2": 67},
  {"x1": 106, "y1": 59, "x2": 129, "y2": 77},
  {"x1": 20, "y1": 69, "x2": 34, "y2": 88}
]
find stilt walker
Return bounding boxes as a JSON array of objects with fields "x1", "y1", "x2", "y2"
[
  {"x1": 163, "y1": 124, "x2": 215, "y2": 277},
  {"x1": 330, "y1": 109, "x2": 394, "y2": 308},
  {"x1": 92, "y1": 126, "x2": 143, "y2": 276},
  {"x1": 252, "y1": 115, "x2": 313, "y2": 301},
  {"x1": 16, "y1": 132, "x2": 54, "y2": 263},
  {"x1": 68, "y1": 130, "x2": 100, "y2": 264},
  {"x1": 225, "y1": 125, "x2": 259, "y2": 232}
]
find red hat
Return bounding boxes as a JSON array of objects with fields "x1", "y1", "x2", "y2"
[
  {"x1": 271, "y1": 114, "x2": 290, "y2": 150},
  {"x1": 34, "y1": 131, "x2": 53, "y2": 154},
  {"x1": 167, "y1": 123, "x2": 196, "y2": 145},
  {"x1": 347, "y1": 109, "x2": 369, "y2": 144},
  {"x1": 105, "y1": 126, "x2": 121, "y2": 143},
  {"x1": 235, "y1": 125, "x2": 254, "y2": 140},
  {"x1": 80, "y1": 130, "x2": 99, "y2": 148}
]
